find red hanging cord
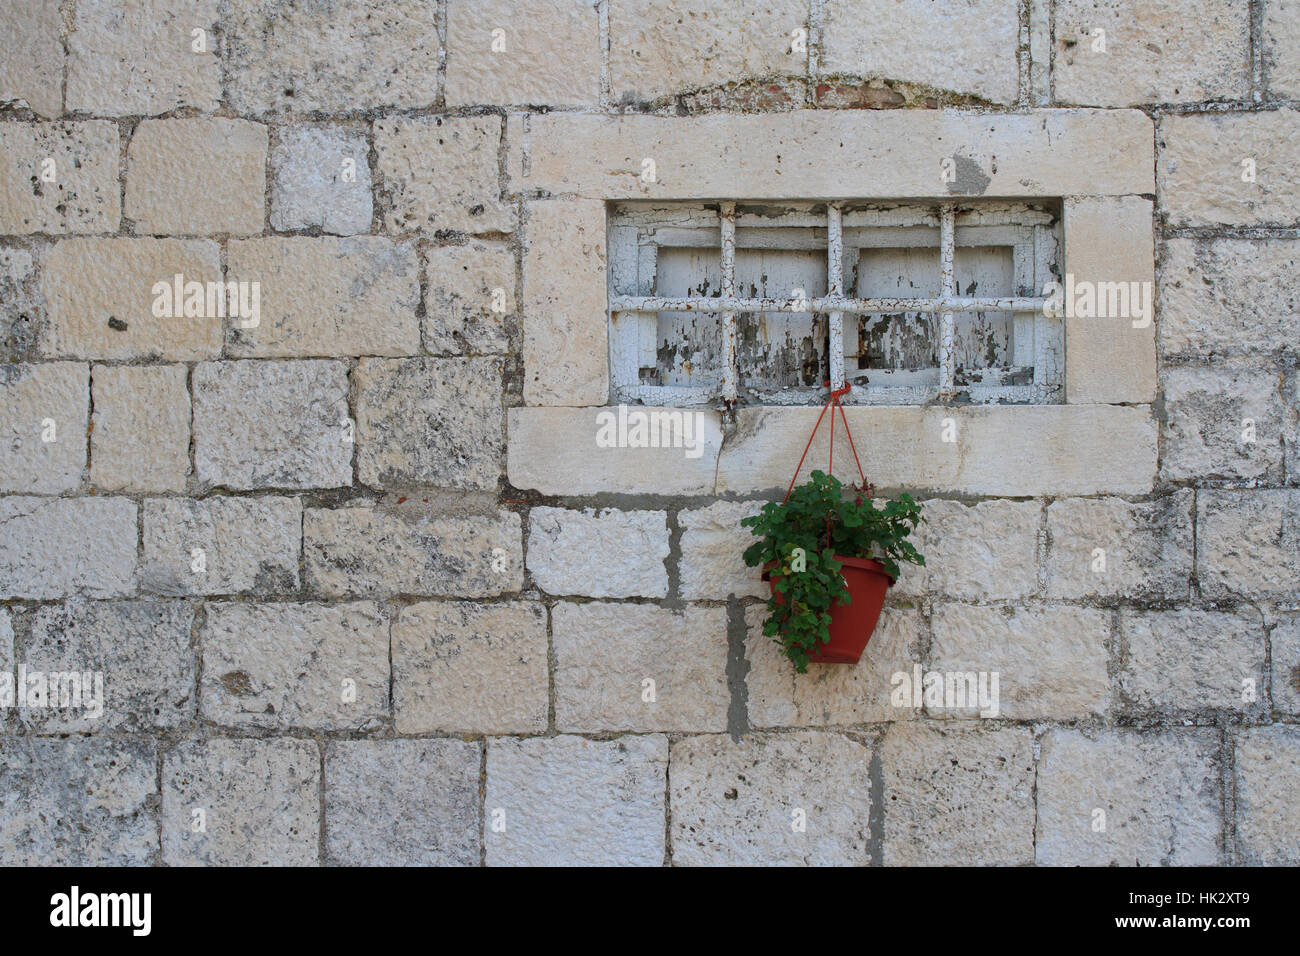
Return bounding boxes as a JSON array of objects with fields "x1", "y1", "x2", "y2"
[
  {"x1": 836, "y1": 396, "x2": 866, "y2": 486},
  {"x1": 781, "y1": 383, "x2": 867, "y2": 504}
]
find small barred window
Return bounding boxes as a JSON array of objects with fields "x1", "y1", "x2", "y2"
[{"x1": 608, "y1": 201, "x2": 1062, "y2": 407}]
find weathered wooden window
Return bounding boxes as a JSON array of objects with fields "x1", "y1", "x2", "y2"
[{"x1": 608, "y1": 201, "x2": 1061, "y2": 406}]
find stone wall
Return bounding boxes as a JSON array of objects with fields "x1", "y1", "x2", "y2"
[{"x1": 0, "y1": 0, "x2": 1296, "y2": 866}]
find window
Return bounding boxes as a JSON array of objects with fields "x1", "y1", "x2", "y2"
[
  {"x1": 512, "y1": 110, "x2": 1157, "y2": 496},
  {"x1": 608, "y1": 201, "x2": 1061, "y2": 406}
]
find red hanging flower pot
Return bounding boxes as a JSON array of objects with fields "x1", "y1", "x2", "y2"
[
  {"x1": 744, "y1": 384, "x2": 925, "y2": 673},
  {"x1": 764, "y1": 556, "x2": 895, "y2": 664}
]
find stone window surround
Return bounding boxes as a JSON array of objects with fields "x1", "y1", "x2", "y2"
[{"x1": 508, "y1": 109, "x2": 1157, "y2": 499}]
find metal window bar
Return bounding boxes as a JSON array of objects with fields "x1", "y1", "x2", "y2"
[
  {"x1": 827, "y1": 203, "x2": 845, "y2": 392},
  {"x1": 938, "y1": 203, "x2": 957, "y2": 398},
  {"x1": 609, "y1": 202, "x2": 1051, "y2": 404},
  {"x1": 719, "y1": 202, "x2": 737, "y2": 404}
]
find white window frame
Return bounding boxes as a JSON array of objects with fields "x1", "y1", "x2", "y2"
[{"x1": 607, "y1": 200, "x2": 1063, "y2": 407}]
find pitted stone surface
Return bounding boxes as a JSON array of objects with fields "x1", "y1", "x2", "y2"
[
  {"x1": 521, "y1": 199, "x2": 608, "y2": 404},
  {"x1": 0, "y1": 496, "x2": 137, "y2": 599},
  {"x1": 142, "y1": 496, "x2": 301, "y2": 596},
  {"x1": 375, "y1": 116, "x2": 512, "y2": 235},
  {"x1": 670, "y1": 731, "x2": 873, "y2": 866},
  {"x1": 22, "y1": 600, "x2": 196, "y2": 734},
  {"x1": 304, "y1": 505, "x2": 523, "y2": 598},
  {"x1": 355, "y1": 357, "x2": 503, "y2": 490},
  {"x1": 1054, "y1": 0, "x2": 1248, "y2": 105},
  {"x1": 326, "y1": 740, "x2": 481, "y2": 866},
  {"x1": 1160, "y1": 111, "x2": 1300, "y2": 227},
  {"x1": 447, "y1": 0, "x2": 601, "y2": 107},
  {"x1": 1037, "y1": 729, "x2": 1222, "y2": 865},
  {"x1": 1118, "y1": 608, "x2": 1267, "y2": 716},
  {"x1": 0, "y1": 244, "x2": 46, "y2": 361},
  {"x1": 1271, "y1": 617, "x2": 1300, "y2": 716},
  {"x1": 1161, "y1": 363, "x2": 1285, "y2": 484},
  {"x1": 67, "y1": 0, "x2": 222, "y2": 116},
  {"x1": 821, "y1": 0, "x2": 1018, "y2": 104},
  {"x1": 552, "y1": 602, "x2": 729, "y2": 733},
  {"x1": 611, "y1": 0, "x2": 811, "y2": 103},
  {"x1": 91, "y1": 364, "x2": 190, "y2": 493},
  {"x1": 929, "y1": 603, "x2": 1110, "y2": 720},
  {"x1": 162, "y1": 738, "x2": 320, "y2": 866},
  {"x1": 271, "y1": 126, "x2": 374, "y2": 235},
  {"x1": 878, "y1": 724, "x2": 1035, "y2": 866},
  {"x1": 894, "y1": 498, "x2": 1040, "y2": 601},
  {"x1": 393, "y1": 600, "x2": 547, "y2": 735},
  {"x1": 226, "y1": 238, "x2": 419, "y2": 357},
  {"x1": 41, "y1": 239, "x2": 222, "y2": 360},
  {"x1": 1159, "y1": 239, "x2": 1300, "y2": 357},
  {"x1": 1197, "y1": 490, "x2": 1300, "y2": 600},
  {"x1": 227, "y1": 0, "x2": 441, "y2": 114},
  {"x1": 126, "y1": 119, "x2": 267, "y2": 236},
  {"x1": 0, "y1": 0, "x2": 62, "y2": 117},
  {"x1": 201, "y1": 601, "x2": 390, "y2": 732},
  {"x1": 0, "y1": 737, "x2": 158, "y2": 865},
  {"x1": 528, "y1": 507, "x2": 669, "y2": 598},
  {"x1": 424, "y1": 241, "x2": 515, "y2": 355},
  {"x1": 679, "y1": 500, "x2": 769, "y2": 600},
  {"x1": 1235, "y1": 726, "x2": 1300, "y2": 865},
  {"x1": 0, "y1": 362, "x2": 87, "y2": 494},
  {"x1": 193, "y1": 360, "x2": 352, "y2": 490},
  {"x1": 0, "y1": 123, "x2": 121, "y2": 235},
  {"x1": 1266, "y1": 0, "x2": 1300, "y2": 97},
  {"x1": 0, "y1": 609, "x2": 12, "y2": 682},
  {"x1": 1045, "y1": 492, "x2": 1194, "y2": 600},
  {"x1": 485, "y1": 735, "x2": 668, "y2": 866}
]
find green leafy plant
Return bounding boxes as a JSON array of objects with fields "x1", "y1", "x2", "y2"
[{"x1": 742, "y1": 470, "x2": 925, "y2": 672}]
